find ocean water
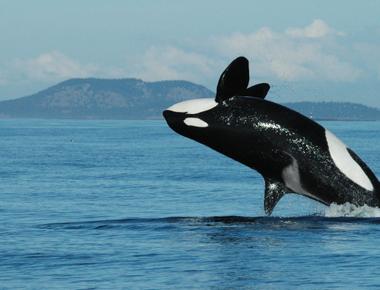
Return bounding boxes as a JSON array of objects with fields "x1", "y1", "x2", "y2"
[{"x1": 1, "y1": 119, "x2": 380, "y2": 289}]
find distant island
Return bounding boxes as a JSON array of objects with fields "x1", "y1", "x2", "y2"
[
  {"x1": 284, "y1": 102, "x2": 380, "y2": 121},
  {"x1": 0, "y1": 78, "x2": 379, "y2": 120}
]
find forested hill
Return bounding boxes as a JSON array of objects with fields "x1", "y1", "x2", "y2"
[
  {"x1": 0, "y1": 78, "x2": 379, "y2": 120},
  {"x1": 0, "y1": 78, "x2": 213, "y2": 119}
]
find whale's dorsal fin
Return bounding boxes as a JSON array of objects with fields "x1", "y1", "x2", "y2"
[
  {"x1": 216, "y1": 56, "x2": 249, "y2": 103},
  {"x1": 242, "y1": 83, "x2": 270, "y2": 99},
  {"x1": 264, "y1": 179, "x2": 288, "y2": 215}
]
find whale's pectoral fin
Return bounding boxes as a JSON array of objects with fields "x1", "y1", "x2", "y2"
[
  {"x1": 243, "y1": 83, "x2": 270, "y2": 99},
  {"x1": 216, "y1": 56, "x2": 249, "y2": 103},
  {"x1": 264, "y1": 179, "x2": 288, "y2": 215}
]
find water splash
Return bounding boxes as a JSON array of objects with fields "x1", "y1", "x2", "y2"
[{"x1": 324, "y1": 202, "x2": 380, "y2": 218}]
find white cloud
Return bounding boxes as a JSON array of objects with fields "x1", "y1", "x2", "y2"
[
  {"x1": 353, "y1": 42, "x2": 380, "y2": 80},
  {"x1": 0, "y1": 71, "x2": 7, "y2": 86},
  {"x1": 213, "y1": 21, "x2": 361, "y2": 82},
  {"x1": 13, "y1": 51, "x2": 98, "y2": 81},
  {"x1": 286, "y1": 19, "x2": 344, "y2": 38},
  {"x1": 122, "y1": 20, "x2": 361, "y2": 85},
  {"x1": 0, "y1": 20, "x2": 367, "y2": 88},
  {"x1": 132, "y1": 46, "x2": 217, "y2": 83}
]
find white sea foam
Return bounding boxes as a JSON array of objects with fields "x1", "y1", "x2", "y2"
[{"x1": 324, "y1": 202, "x2": 380, "y2": 218}]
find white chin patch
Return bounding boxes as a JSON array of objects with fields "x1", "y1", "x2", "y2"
[
  {"x1": 166, "y1": 98, "x2": 217, "y2": 114},
  {"x1": 184, "y1": 117, "x2": 208, "y2": 128},
  {"x1": 325, "y1": 130, "x2": 373, "y2": 191}
]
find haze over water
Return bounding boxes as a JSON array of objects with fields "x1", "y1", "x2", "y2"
[{"x1": 1, "y1": 119, "x2": 380, "y2": 289}]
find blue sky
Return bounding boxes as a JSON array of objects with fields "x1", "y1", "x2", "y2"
[{"x1": 1, "y1": 0, "x2": 380, "y2": 106}]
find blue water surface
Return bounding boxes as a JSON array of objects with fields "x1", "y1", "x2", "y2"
[{"x1": 1, "y1": 119, "x2": 380, "y2": 289}]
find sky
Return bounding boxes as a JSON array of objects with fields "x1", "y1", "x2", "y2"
[{"x1": 1, "y1": 0, "x2": 380, "y2": 106}]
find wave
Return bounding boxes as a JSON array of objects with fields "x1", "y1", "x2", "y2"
[
  {"x1": 39, "y1": 214, "x2": 380, "y2": 231},
  {"x1": 37, "y1": 203, "x2": 380, "y2": 230}
]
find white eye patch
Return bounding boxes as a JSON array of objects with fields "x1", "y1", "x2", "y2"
[
  {"x1": 167, "y1": 98, "x2": 217, "y2": 114},
  {"x1": 184, "y1": 117, "x2": 208, "y2": 128}
]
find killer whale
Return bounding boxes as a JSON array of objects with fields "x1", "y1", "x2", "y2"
[{"x1": 163, "y1": 56, "x2": 380, "y2": 215}]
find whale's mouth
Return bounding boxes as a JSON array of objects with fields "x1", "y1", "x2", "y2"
[
  {"x1": 162, "y1": 109, "x2": 174, "y2": 123},
  {"x1": 163, "y1": 110, "x2": 210, "y2": 134},
  {"x1": 162, "y1": 110, "x2": 183, "y2": 132}
]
